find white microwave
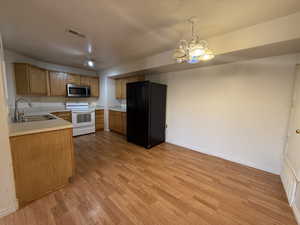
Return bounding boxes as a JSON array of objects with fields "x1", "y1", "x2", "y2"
[{"x1": 67, "y1": 84, "x2": 91, "y2": 97}]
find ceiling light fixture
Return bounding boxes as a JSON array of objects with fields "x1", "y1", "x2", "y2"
[
  {"x1": 85, "y1": 59, "x2": 95, "y2": 68},
  {"x1": 173, "y1": 17, "x2": 215, "y2": 64}
]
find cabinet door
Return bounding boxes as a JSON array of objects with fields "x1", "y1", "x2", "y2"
[
  {"x1": 122, "y1": 112, "x2": 127, "y2": 135},
  {"x1": 49, "y1": 71, "x2": 67, "y2": 96},
  {"x1": 115, "y1": 112, "x2": 123, "y2": 133},
  {"x1": 90, "y1": 77, "x2": 99, "y2": 97},
  {"x1": 95, "y1": 110, "x2": 104, "y2": 130},
  {"x1": 109, "y1": 110, "x2": 116, "y2": 131},
  {"x1": 29, "y1": 66, "x2": 49, "y2": 96},
  {"x1": 10, "y1": 129, "x2": 74, "y2": 207},
  {"x1": 14, "y1": 63, "x2": 30, "y2": 95},
  {"x1": 80, "y1": 76, "x2": 99, "y2": 97},
  {"x1": 67, "y1": 74, "x2": 81, "y2": 85},
  {"x1": 80, "y1": 76, "x2": 90, "y2": 86},
  {"x1": 116, "y1": 76, "x2": 145, "y2": 100},
  {"x1": 109, "y1": 110, "x2": 123, "y2": 133},
  {"x1": 115, "y1": 79, "x2": 122, "y2": 99},
  {"x1": 121, "y1": 78, "x2": 127, "y2": 99}
]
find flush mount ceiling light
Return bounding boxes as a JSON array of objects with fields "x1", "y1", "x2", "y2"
[{"x1": 173, "y1": 17, "x2": 215, "y2": 64}]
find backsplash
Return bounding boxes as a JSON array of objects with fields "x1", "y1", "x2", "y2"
[{"x1": 10, "y1": 96, "x2": 99, "y2": 110}]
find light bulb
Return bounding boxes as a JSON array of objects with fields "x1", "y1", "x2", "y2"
[
  {"x1": 199, "y1": 49, "x2": 215, "y2": 61},
  {"x1": 87, "y1": 60, "x2": 94, "y2": 67},
  {"x1": 189, "y1": 47, "x2": 205, "y2": 57}
]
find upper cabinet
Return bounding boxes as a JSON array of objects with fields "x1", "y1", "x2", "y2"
[
  {"x1": 67, "y1": 74, "x2": 81, "y2": 85},
  {"x1": 115, "y1": 79, "x2": 122, "y2": 99},
  {"x1": 89, "y1": 77, "x2": 100, "y2": 97},
  {"x1": 115, "y1": 75, "x2": 144, "y2": 99},
  {"x1": 80, "y1": 76, "x2": 99, "y2": 97},
  {"x1": 14, "y1": 63, "x2": 49, "y2": 96},
  {"x1": 49, "y1": 71, "x2": 67, "y2": 96},
  {"x1": 14, "y1": 63, "x2": 100, "y2": 98}
]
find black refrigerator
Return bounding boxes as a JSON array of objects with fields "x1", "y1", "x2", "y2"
[{"x1": 127, "y1": 81, "x2": 167, "y2": 149}]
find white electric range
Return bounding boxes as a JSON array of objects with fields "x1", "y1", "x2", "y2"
[{"x1": 66, "y1": 103, "x2": 95, "y2": 136}]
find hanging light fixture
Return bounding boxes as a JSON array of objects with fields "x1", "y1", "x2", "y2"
[{"x1": 173, "y1": 17, "x2": 215, "y2": 64}]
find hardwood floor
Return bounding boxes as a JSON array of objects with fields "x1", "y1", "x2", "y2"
[{"x1": 0, "y1": 131, "x2": 297, "y2": 225}]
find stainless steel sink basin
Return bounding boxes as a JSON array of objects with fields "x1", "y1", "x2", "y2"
[{"x1": 22, "y1": 114, "x2": 57, "y2": 122}]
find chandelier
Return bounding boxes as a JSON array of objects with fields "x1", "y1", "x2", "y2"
[{"x1": 173, "y1": 18, "x2": 215, "y2": 64}]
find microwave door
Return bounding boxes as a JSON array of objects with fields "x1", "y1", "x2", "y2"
[
  {"x1": 68, "y1": 87, "x2": 81, "y2": 97},
  {"x1": 67, "y1": 85, "x2": 90, "y2": 97}
]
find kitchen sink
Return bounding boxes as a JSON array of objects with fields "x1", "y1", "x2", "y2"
[{"x1": 22, "y1": 114, "x2": 57, "y2": 122}]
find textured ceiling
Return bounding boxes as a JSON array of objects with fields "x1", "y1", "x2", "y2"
[{"x1": 1, "y1": 0, "x2": 300, "y2": 70}]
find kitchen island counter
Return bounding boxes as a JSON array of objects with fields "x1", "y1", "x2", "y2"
[{"x1": 9, "y1": 116, "x2": 73, "y2": 137}]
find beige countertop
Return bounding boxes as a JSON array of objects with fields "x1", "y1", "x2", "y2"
[
  {"x1": 109, "y1": 106, "x2": 126, "y2": 112},
  {"x1": 9, "y1": 105, "x2": 104, "y2": 137},
  {"x1": 11, "y1": 106, "x2": 70, "y2": 114},
  {"x1": 95, "y1": 105, "x2": 104, "y2": 110},
  {"x1": 9, "y1": 117, "x2": 73, "y2": 137}
]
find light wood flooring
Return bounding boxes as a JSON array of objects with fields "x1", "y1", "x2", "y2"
[{"x1": 0, "y1": 131, "x2": 297, "y2": 225}]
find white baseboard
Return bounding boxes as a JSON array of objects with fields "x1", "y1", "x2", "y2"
[
  {"x1": 292, "y1": 203, "x2": 300, "y2": 225},
  {"x1": 166, "y1": 139, "x2": 278, "y2": 174},
  {"x1": 281, "y1": 157, "x2": 298, "y2": 205},
  {"x1": 0, "y1": 201, "x2": 17, "y2": 218}
]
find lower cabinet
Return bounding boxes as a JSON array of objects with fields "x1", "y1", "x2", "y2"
[
  {"x1": 95, "y1": 109, "x2": 104, "y2": 131},
  {"x1": 10, "y1": 128, "x2": 74, "y2": 207},
  {"x1": 109, "y1": 110, "x2": 126, "y2": 135},
  {"x1": 51, "y1": 111, "x2": 72, "y2": 122},
  {"x1": 122, "y1": 111, "x2": 127, "y2": 135}
]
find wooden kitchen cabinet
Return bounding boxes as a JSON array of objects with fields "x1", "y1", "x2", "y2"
[
  {"x1": 10, "y1": 128, "x2": 74, "y2": 207},
  {"x1": 80, "y1": 76, "x2": 99, "y2": 97},
  {"x1": 115, "y1": 75, "x2": 144, "y2": 99},
  {"x1": 121, "y1": 79, "x2": 127, "y2": 99},
  {"x1": 90, "y1": 77, "x2": 100, "y2": 97},
  {"x1": 122, "y1": 111, "x2": 127, "y2": 135},
  {"x1": 109, "y1": 110, "x2": 126, "y2": 135},
  {"x1": 49, "y1": 71, "x2": 68, "y2": 96},
  {"x1": 14, "y1": 63, "x2": 100, "y2": 98},
  {"x1": 95, "y1": 109, "x2": 104, "y2": 131},
  {"x1": 67, "y1": 73, "x2": 81, "y2": 85},
  {"x1": 80, "y1": 75, "x2": 90, "y2": 86},
  {"x1": 115, "y1": 79, "x2": 122, "y2": 99},
  {"x1": 109, "y1": 110, "x2": 121, "y2": 133},
  {"x1": 51, "y1": 111, "x2": 72, "y2": 122},
  {"x1": 14, "y1": 63, "x2": 49, "y2": 96}
]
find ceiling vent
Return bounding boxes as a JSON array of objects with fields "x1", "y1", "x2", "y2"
[{"x1": 66, "y1": 28, "x2": 86, "y2": 39}]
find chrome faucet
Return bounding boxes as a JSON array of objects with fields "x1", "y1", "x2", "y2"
[{"x1": 14, "y1": 97, "x2": 32, "y2": 122}]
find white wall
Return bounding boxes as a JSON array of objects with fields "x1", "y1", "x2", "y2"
[
  {"x1": 97, "y1": 73, "x2": 123, "y2": 130},
  {"x1": 4, "y1": 50, "x2": 99, "y2": 109},
  {"x1": 0, "y1": 37, "x2": 17, "y2": 217},
  {"x1": 147, "y1": 54, "x2": 299, "y2": 174}
]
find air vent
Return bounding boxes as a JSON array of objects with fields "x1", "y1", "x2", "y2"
[{"x1": 66, "y1": 28, "x2": 86, "y2": 39}]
